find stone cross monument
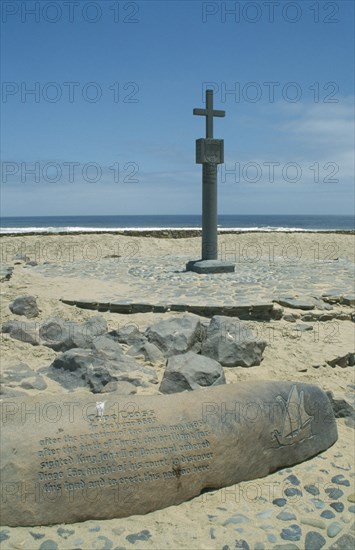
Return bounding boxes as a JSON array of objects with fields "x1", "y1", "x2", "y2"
[{"x1": 186, "y1": 89, "x2": 235, "y2": 273}]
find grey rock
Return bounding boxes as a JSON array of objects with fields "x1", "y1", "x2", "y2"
[
  {"x1": 91, "y1": 335, "x2": 124, "y2": 358},
  {"x1": 223, "y1": 513, "x2": 249, "y2": 526},
  {"x1": 235, "y1": 540, "x2": 250, "y2": 550},
  {"x1": 304, "y1": 531, "x2": 326, "y2": 550},
  {"x1": 201, "y1": 316, "x2": 266, "y2": 367},
  {"x1": 321, "y1": 510, "x2": 336, "y2": 519},
  {"x1": 293, "y1": 323, "x2": 313, "y2": 332},
  {"x1": 38, "y1": 541, "x2": 58, "y2": 550},
  {"x1": 99, "y1": 380, "x2": 137, "y2": 395},
  {"x1": 1, "y1": 319, "x2": 40, "y2": 346},
  {"x1": 327, "y1": 521, "x2": 343, "y2": 538},
  {"x1": 326, "y1": 391, "x2": 355, "y2": 419},
  {"x1": 146, "y1": 314, "x2": 203, "y2": 356},
  {"x1": 330, "y1": 502, "x2": 344, "y2": 513},
  {"x1": 272, "y1": 545, "x2": 299, "y2": 550},
  {"x1": 283, "y1": 314, "x2": 298, "y2": 322},
  {"x1": 342, "y1": 294, "x2": 355, "y2": 306},
  {"x1": 0, "y1": 362, "x2": 35, "y2": 384},
  {"x1": 0, "y1": 385, "x2": 25, "y2": 397},
  {"x1": 159, "y1": 351, "x2": 225, "y2": 394},
  {"x1": 39, "y1": 316, "x2": 108, "y2": 351},
  {"x1": 45, "y1": 348, "x2": 157, "y2": 393},
  {"x1": 125, "y1": 530, "x2": 151, "y2": 543},
  {"x1": 327, "y1": 353, "x2": 355, "y2": 368},
  {"x1": 114, "y1": 324, "x2": 142, "y2": 345},
  {"x1": 127, "y1": 341, "x2": 164, "y2": 364},
  {"x1": 329, "y1": 534, "x2": 355, "y2": 550},
  {"x1": 0, "y1": 265, "x2": 13, "y2": 282},
  {"x1": 275, "y1": 295, "x2": 318, "y2": 310},
  {"x1": 326, "y1": 487, "x2": 344, "y2": 500},
  {"x1": 280, "y1": 524, "x2": 301, "y2": 541},
  {"x1": 277, "y1": 511, "x2": 296, "y2": 521},
  {"x1": 9, "y1": 295, "x2": 39, "y2": 318},
  {"x1": 331, "y1": 474, "x2": 350, "y2": 486},
  {"x1": 304, "y1": 484, "x2": 320, "y2": 496},
  {"x1": 273, "y1": 498, "x2": 287, "y2": 507}
]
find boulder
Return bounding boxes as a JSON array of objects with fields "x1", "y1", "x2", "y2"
[
  {"x1": 91, "y1": 335, "x2": 125, "y2": 358},
  {"x1": 0, "y1": 381, "x2": 338, "y2": 526},
  {"x1": 127, "y1": 341, "x2": 164, "y2": 364},
  {"x1": 9, "y1": 295, "x2": 39, "y2": 318},
  {"x1": 39, "y1": 316, "x2": 108, "y2": 351},
  {"x1": 201, "y1": 316, "x2": 267, "y2": 367},
  {"x1": 326, "y1": 391, "x2": 355, "y2": 419},
  {"x1": 113, "y1": 324, "x2": 143, "y2": 345},
  {"x1": 0, "y1": 265, "x2": 13, "y2": 282},
  {"x1": 159, "y1": 351, "x2": 225, "y2": 394},
  {"x1": 146, "y1": 315, "x2": 203, "y2": 356},
  {"x1": 0, "y1": 362, "x2": 47, "y2": 392},
  {"x1": 43, "y1": 348, "x2": 158, "y2": 393},
  {"x1": 1, "y1": 320, "x2": 40, "y2": 346}
]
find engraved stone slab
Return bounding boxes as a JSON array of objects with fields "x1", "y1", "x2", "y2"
[{"x1": 0, "y1": 381, "x2": 337, "y2": 526}]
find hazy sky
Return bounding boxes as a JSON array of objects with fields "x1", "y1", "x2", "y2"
[{"x1": 1, "y1": 0, "x2": 354, "y2": 217}]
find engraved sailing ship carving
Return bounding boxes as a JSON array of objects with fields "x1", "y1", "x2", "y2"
[{"x1": 272, "y1": 385, "x2": 313, "y2": 447}]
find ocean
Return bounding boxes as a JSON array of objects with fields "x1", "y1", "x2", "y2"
[{"x1": 0, "y1": 214, "x2": 354, "y2": 234}]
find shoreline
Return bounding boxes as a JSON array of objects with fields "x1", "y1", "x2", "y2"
[{"x1": 1, "y1": 229, "x2": 354, "y2": 238}]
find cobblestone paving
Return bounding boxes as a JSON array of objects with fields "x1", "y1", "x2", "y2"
[{"x1": 32, "y1": 254, "x2": 354, "y2": 305}]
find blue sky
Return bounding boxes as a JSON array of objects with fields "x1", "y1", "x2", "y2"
[{"x1": 1, "y1": 0, "x2": 354, "y2": 216}]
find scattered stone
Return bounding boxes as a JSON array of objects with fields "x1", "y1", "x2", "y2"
[
  {"x1": 267, "y1": 534, "x2": 277, "y2": 543},
  {"x1": 311, "y1": 498, "x2": 325, "y2": 509},
  {"x1": 286, "y1": 474, "x2": 300, "y2": 486},
  {"x1": 235, "y1": 540, "x2": 250, "y2": 550},
  {"x1": 348, "y1": 494, "x2": 355, "y2": 503},
  {"x1": 327, "y1": 521, "x2": 343, "y2": 538},
  {"x1": 201, "y1": 315, "x2": 267, "y2": 367},
  {"x1": 331, "y1": 474, "x2": 350, "y2": 486},
  {"x1": 326, "y1": 353, "x2": 354, "y2": 368},
  {"x1": 159, "y1": 351, "x2": 225, "y2": 394},
  {"x1": 91, "y1": 335, "x2": 125, "y2": 358},
  {"x1": 9, "y1": 295, "x2": 39, "y2": 318},
  {"x1": 329, "y1": 533, "x2": 355, "y2": 550},
  {"x1": 277, "y1": 511, "x2": 297, "y2": 521},
  {"x1": 57, "y1": 527, "x2": 75, "y2": 539},
  {"x1": 272, "y1": 545, "x2": 299, "y2": 550},
  {"x1": 20, "y1": 375, "x2": 47, "y2": 391},
  {"x1": 326, "y1": 392, "x2": 355, "y2": 419},
  {"x1": 254, "y1": 543, "x2": 265, "y2": 550},
  {"x1": 0, "y1": 531, "x2": 10, "y2": 542},
  {"x1": 325, "y1": 488, "x2": 344, "y2": 500},
  {"x1": 348, "y1": 505, "x2": 355, "y2": 513},
  {"x1": 321, "y1": 510, "x2": 336, "y2": 519},
  {"x1": 330, "y1": 502, "x2": 344, "y2": 513},
  {"x1": 38, "y1": 541, "x2": 58, "y2": 550},
  {"x1": 283, "y1": 314, "x2": 298, "y2": 322},
  {"x1": 275, "y1": 295, "x2": 318, "y2": 310},
  {"x1": 127, "y1": 341, "x2": 164, "y2": 364},
  {"x1": 284, "y1": 487, "x2": 302, "y2": 497},
  {"x1": 125, "y1": 530, "x2": 151, "y2": 543},
  {"x1": 40, "y1": 316, "x2": 108, "y2": 351},
  {"x1": 304, "y1": 531, "x2": 326, "y2": 550},
  {"x1": 2, "y1": 319, "x2": 40, "y2": 345},
  {"x1": 273, "y1": 498, "x2": 287, "y2": 507},
  {"x1": 223, "y1": 513, "x2": 249, "y2": 526},
  {"x1": 44, "y1": 348, "x2": 157, "y2": 393},
  {"x1": 341, "y1": 294, "x2": 355, "y2": 306},
  {"x1": 114, "y1": 324, "x2": 142, "y2": 345},
  {"x1": 146, "y1": 314, "x2": 203, "y2": 356},
  {"x1": 300, "y1": 516, "x2": 325, "y2": 529},
  {"x1": 0, "y1": 265, "x2": 13, "y2": 282},
  {"x1": 280, "y1": 524, "x2": 301, "y2": 541},
  {"x1": 304, "y1": 484, "x2": 320, "y2": 496}
]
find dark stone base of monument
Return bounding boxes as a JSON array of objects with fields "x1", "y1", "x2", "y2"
[
  {"x1": 186, "y1": 259, "x2": 235, "y2": 274},
  {"x1": 0, "y1": 381, "x2": 337, "y2": 527}
]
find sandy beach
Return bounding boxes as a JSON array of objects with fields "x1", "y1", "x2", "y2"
[{"x1": 0, "y1": 231, "x2": 354, "y2": 550}]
